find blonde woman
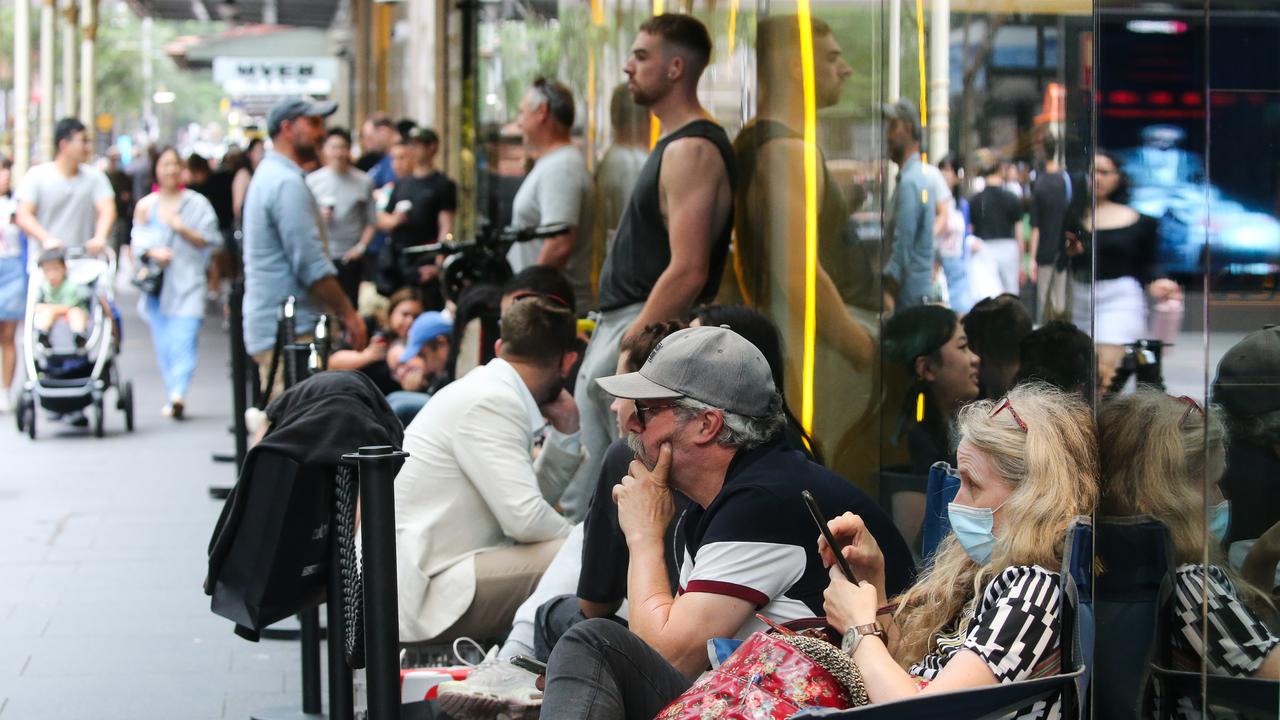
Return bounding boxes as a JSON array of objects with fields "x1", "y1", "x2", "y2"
[
  {"x1": 1097, "y1": 391, "x2": 1279, "y2": 685},
  {"x1": 823, "y1": 382, "x2": 1098, "y2": 718}
]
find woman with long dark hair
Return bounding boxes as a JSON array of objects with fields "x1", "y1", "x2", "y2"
[{"x1": 882, "y1": 304, "x2": 981, "y2": 474}]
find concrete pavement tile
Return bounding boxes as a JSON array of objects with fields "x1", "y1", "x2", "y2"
[
  {"x1": 0, "y1": 678, "x2": 225, "y2": 720},
  {"x1": 0, "y1": 605, "x2": 52, "y2": 637}
]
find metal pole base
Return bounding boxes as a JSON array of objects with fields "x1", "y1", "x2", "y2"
[{"x1": 249, "y1": 706, "x2": 326, "y2": 720}]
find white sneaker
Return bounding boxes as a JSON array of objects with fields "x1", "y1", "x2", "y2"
[
  {"x1": 435, "y1": 638, "x2": 542, "y2": 720},
  {"x1": 0, "y1": 390, "x2": 11, "y2": 414}
]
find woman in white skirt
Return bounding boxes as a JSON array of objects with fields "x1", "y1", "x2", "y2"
[{"x1": 1067, "y1": 151, "x2": 1182, "y2": 390}]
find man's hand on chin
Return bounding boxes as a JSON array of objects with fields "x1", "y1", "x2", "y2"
[{"x1": 614, "y1": 443, "x2": 675, "y2": 545}]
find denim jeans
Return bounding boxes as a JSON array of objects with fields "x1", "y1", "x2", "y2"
[
  {"x1": 385, "y1": 390, "x2": 431, "y2": 428},
  {"x1": 541, "y1": 618, "x2": 692, "y2": 720},
  {"x1": 145, "y1": 295, "x2": 202, "y2": 399}
]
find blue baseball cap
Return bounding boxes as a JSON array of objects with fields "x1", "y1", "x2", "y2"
[{"x1": 399, "y1": 312, "x2": 453, "y2": 363}]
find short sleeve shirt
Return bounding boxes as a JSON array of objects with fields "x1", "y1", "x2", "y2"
[
  {"x1": 15, "y1": 162, "x2": 115, "y2": 254},
  {"x1": 969, "y1": 186, "x2": 1023, "y2": 241},
  {"x1": 909, "y1": 565, "x2": 1064, "y2": 720},
  {"x1": 39, "y1": 278, "x2": 88, "y2": 307},
  {"x1": 676, "y1": 440, "x2": 914, "y2": 640},
  {"x1": 1169, "y1": 563, "x2": 1279, "y2": 676},
  {"x1": 506, "y1": 144, "x2": 593, "y2": 306},
  {"x1": 388, "y1": 172, "x2": 458, "y2": 249},
  {"x1": 307, "y1": 166, "x2": 377, "y2": 258}
]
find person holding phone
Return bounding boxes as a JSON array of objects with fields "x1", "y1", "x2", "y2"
[
  {"x1": 522, "y1": 326, "x2": 912, "y2": 720},
  {"x1": 818, "y1": 382, "x2": 1097, "y2": 717}
]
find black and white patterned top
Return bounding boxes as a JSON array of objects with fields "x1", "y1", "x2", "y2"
[
  {"x1": 909, "y1": 565, "x2": 1064, "y2": 720},
  {"x1": 1169, "y1": 563, "x2": 1279, "y2": 676}
]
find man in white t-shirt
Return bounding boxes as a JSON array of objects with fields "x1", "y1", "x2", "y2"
[
  {"x1": 307, "y1": 127, "x2": 377, "y2": 305},
  {"x1": 15, "y1": 117, "x2": 116, "y2": 258},
  {"x1": 507, "y1": 78, "x2": 594, "y2": 311}
]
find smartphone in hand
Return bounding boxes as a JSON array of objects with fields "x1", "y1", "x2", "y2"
[
  {"x1": 802, "y1": 490, "x2": 858, "y2": 583},
  {"x1": 510, "y1": 655, "x2": 547, "y2": 675}
]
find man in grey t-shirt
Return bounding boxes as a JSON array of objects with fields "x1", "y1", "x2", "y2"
[
  {"x1": 507, "y1": 78, "x2": 594, "y2": 310},
  {"x1": 307, "y1": 127, "x2": 377, "y2": 305},
  {"x1": 15, "y1": 117, "x2": 116, "y2": 259}
]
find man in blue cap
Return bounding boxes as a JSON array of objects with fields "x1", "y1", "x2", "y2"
[
  {"x1": 243, "y1": 96, "x2": 367, "y2": 397},
  {"x1": 385, "y1": 311, "x2": 454, "y2": 425}
]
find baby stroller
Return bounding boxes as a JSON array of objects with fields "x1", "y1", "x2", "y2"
[{"x1": 15, "y1": 246, "x2": 135, "y2": 439}]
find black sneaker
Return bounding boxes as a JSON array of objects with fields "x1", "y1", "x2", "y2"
[
  {"x1": 37, "y1": 331, "x2": 51, "y2": 347},
  {"x1": 73, "y1": 334, "x2": 87, "y2": 349}
]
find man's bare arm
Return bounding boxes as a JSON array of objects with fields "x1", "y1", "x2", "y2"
[
  {"x1": 624, "y1": 138, "x2": 730, "y2": 338},
  {"x1": 15, "y1": 200, "x2": 57, "y2": 247},
  {"x1": 534, "y1": 227, "x2": 575, "y2": 270},
  {"x1": 757, "y1": 140, "x2": 873, "y2": 369}
]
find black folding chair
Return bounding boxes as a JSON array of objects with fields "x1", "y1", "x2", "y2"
[
  {"x1": 1151, "y1": 666, "x2": 1280, "y2": 719},
  {"x1": 1093, "y1": 515, "x2": 1175, "y2": 720}
]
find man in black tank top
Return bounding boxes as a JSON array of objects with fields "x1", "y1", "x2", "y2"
[{"x1": 565, "y1": 14, "x2": 736, "y2": 520}]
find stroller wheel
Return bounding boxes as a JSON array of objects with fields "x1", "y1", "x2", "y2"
[
  {"x1": 23, "y1": 400, "x2": 35, "y2": 440},
  {"x1": 92, "y1": 398, "x2": 105, "y2": 438},
  {"x1": 121, "y1": 382, "x2": 135, "y2": 432}
]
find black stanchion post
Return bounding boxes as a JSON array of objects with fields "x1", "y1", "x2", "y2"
[
  {"x1": 345, "y1": 446, "x2": 407, "y2": 720},
  {"x1": 299, "y1": 610, "x2": 323, "y2": 714},
  {"x1": 230, "y1": 276, "x2": 249, "y2": 471},
  {"x1": 326, "y1": 520, "x2": 355, "y2": 720}
]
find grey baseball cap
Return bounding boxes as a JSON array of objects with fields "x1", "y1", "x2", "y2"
[
  {"x1": 596, "y1": 326, "x2": 778, "y2": 417},
  {"x1": 881, "y1": 98, "x2": 922, "y2": 138},
  {"x1": 267, "y1": 96, "x2": 338, "y2": 136}
]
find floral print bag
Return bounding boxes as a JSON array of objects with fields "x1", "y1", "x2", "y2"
[{"x1": 656, "y1": 617, "x2": 870, "y2": 720}]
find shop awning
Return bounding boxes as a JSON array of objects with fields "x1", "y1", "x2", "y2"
[{"x1": 125, "y1": 0, "x2": 342, "y2": 29}]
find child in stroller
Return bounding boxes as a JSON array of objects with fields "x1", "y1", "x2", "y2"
[{"x1": 33, "y1": 248, "x2": 90, "y2": 348}]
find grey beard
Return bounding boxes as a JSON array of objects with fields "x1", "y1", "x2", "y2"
[{"x1": 626, "y1": 432, "x2": 655, "y2": 469}]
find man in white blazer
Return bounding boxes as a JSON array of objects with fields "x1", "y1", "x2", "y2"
[{"x1": 395, "y1": 296, "x2": 583, "y2": 645}]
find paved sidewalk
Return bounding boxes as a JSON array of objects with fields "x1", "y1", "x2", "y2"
[{"x1": 0, "y1": 285, "x2": 300, "y2": 719}]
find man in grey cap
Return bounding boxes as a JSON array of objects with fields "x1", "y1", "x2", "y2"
[
  {"x1": 242, "y1": 96, "x2": 367, "y2": 394},
  {"x1": 881, "y1": 98, "x2": 936, "y2": 311},
  {"x1": 547, "y1": 325, "x2": 912, "y2": 681}
]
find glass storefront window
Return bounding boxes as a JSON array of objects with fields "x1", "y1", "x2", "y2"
[{"x1": 448, "y1": 0, "x2": 1279, "y2": 710}]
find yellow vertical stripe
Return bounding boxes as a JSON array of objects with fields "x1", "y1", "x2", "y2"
[
  {"x1": 728, "y1": 0, "x2": 739, "y2": 55},
  {"x1": 650, "y1": 0, "x2": 664, "y2": 148},
  {"x1": 796, "y1": 7, "x2": 818, "y2": 434},
  {"x1": 916, "y1": 0, "x2": 927, "y2": 129}
]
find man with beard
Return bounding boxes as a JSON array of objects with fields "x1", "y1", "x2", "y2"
[
  {"x1": 530, "y1": 326, "x2": 912, "y2": 713},
  {"x1": 569, "y1": 13, "x2": 737, "y2": 524},
  {"x1": 242, "y1": 97, "x2": 366, "y2": 396},
  {"x1": 393, "y1": 296, "x2": 582, "y2": 646},
  {"x1": 882, "y1": 98, "x2": 937, "y2": 310}
]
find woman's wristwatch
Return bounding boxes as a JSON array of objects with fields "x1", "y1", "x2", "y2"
[{"x1": 841, "y1": 622, "x2": 887, "y2": 656}]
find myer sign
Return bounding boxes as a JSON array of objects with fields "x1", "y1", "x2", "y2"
[{"x1": 213, "y1": 57, "x2": 338, "y2": 96}]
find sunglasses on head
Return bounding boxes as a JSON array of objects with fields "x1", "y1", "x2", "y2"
[
  {"x1": 1175, "y1": 395, "x2": 1203, "y2": 428},
  {"x1": 990, "y1": 398, "x2": 1028, "y2": 433},
  {"x1": 509, "y1": 290, "x2": 571, "y2": 310}
]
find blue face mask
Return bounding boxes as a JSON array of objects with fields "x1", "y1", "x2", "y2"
[
  {"x1": 1208, "y1": 500, "x2": 1230, "y2": 542},
  {"x1": 948, "y1": 499, "x2": 1007, "y2": 564}
]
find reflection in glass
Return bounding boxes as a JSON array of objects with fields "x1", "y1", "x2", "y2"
[
  {"x1": 729, "y1": 14, "x2": 878, "y2": 482},
  {"x1": 1098, "y1": 391, "x2": 1280, "y2": 716}
]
